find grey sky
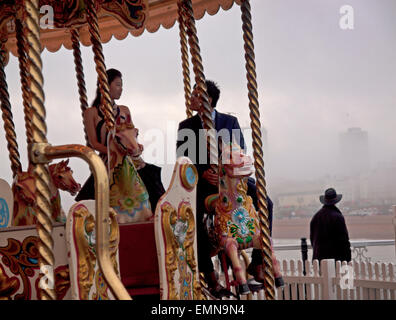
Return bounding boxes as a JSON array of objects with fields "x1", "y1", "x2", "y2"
[{"x1": 1, "y1": 0, "x2": 395, "y2": 211}]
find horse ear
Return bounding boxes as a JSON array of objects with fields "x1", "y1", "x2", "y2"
[{"x1": 64, "y1": 159, "x2": 69, "y2": 166}]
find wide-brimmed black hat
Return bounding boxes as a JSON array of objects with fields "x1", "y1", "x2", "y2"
[{"x1": 320, "y1": 188, "x2": 342, "y2": 205}]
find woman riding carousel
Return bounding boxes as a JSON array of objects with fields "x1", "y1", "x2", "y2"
[{"x1": 75, "y1": 68, "x2": 165, "y2": 211}]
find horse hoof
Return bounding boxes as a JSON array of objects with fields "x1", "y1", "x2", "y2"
[{"x1": 238, "y1": 283, "x2": 250, "y2": 295}]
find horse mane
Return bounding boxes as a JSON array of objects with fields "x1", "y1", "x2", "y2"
[
  {"x1": 115, "y1": 121, "x2": 135, "y2": 133},
  {"x1": 48, "y1": 160, "x2": 71, "y2": 179}
]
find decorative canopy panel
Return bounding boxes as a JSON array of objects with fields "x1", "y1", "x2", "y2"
[{"x1": 1, "y1": 0, "x2": 240, "y2": 57}]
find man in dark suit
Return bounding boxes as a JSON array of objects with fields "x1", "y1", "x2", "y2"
[
  {"x1": 176, "y1": 80, "x2": 272, "y2": 296},
  {"x1": 310, "y1": 188, "x2": 351, "y2": 262}
]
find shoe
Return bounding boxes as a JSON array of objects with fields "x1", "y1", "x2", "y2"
[
  {"x1": 246, "y1": 263, "x2": 264, "y2": 283},
  {"x1": 209, "y1": 284, "x2": 233, "y2": 299},
  {"x1": 238, "y1": 283, "x2": 251, "y2": 295},
  {"x1": 204, "y1": 271, "x2": 232, "y2": 299}
]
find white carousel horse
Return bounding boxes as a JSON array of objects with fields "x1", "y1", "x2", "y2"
[{"x1": 205, "y1": 143, "x2": 282, "y2": 294}]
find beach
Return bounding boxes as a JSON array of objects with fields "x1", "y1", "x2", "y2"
[
  {"x1": 271, "y1": 214, "x2": 396, "y2": 263},
  {"x1": 272, "y1": 214, "x2": 395, "y2": 240}
]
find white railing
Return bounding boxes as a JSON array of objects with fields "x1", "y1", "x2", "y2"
[
  {"x1": 272, "y1": 239, "x2": 395, "y2": 263},
  {"x1": 266, "y1": 259, "x2": 396, "y2": 300},
  {"x1": 273, "y1": 240, "x2": 395, "y2": 251},
  {"x1": 214, "y1": 257, "x2": 396, "y2": 300}
]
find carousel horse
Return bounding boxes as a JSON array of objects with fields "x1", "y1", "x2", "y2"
[
  {"x1": 205, "y1": 143, "x2": 282, "y2": 295},
  {"x1": 107, "y1": 117, "x2": 153, "y2": 223},
  {"x1": 12, "y1": 160, "x2": 81, "y2": 226}
]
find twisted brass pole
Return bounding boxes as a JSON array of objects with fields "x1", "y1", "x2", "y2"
[
  {"x1": 177, "y1": 1, "x2": 192, "y2": 118},
  {"x1": 16, "y1": 17, "x2": 34, "y2": 146},
  {"x1": 181, "y1": 0, "x2": 217, "y2": 168},
  {"x1": 84, "y1": 0, "x2": 114, "y2": 132},
  {"x1": 84, "y1": 0, "x2": 133, "y2": 300},
  {"x1": 240, "y1": 0, "x2": 274, "y2": 300},
  {"x1": 23, "y1": 0, "x2": 56, "y2": 300},
  {"x1": 70, "y1": 27, "x2": 90, "y2": 146},
  {"x1": 0, "y1": 36, "x2": 22, "y2": 177},
  {"x1": 179, "y1": 0, "x2": 217, "y2": 298}
]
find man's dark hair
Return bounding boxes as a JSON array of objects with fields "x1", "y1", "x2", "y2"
[
  {"x1": 205, "y1": 80, "x2": 220, "y2": 108},
  {"x1": 194, "y1": 80, "x2": 220, "y2": 108}
]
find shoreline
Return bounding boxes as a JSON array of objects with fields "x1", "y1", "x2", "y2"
[{"x1": 272, "y1": 214, "x2": 395, "y2": 240}]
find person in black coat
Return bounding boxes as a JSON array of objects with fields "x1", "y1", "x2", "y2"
[
  {"x1": 176, "y1": 80, "x2": 272, "y2": 296},
  {"x1": 310, "y1": 188, "x2": 351, "y2": 262}
]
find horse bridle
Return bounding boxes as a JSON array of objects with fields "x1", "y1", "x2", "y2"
[{"x1": 115, "y1": 135, "x2": 142, "y2": 158}]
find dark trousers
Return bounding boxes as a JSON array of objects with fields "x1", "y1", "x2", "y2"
[{"x1": 248, "y1": 177, "x2": 274, "y2": 266}]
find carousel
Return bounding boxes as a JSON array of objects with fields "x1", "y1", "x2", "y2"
[{"x1": 0, "y1": 0, "x2": 275, "y2": 300}]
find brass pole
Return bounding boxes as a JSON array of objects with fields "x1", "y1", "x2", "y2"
[
  {"x1": 83, "y1": 0, "x2": 131, "y2": 300},
  {"x1": 70, "y1": 27, "x2": 90, "y2": 146},
  {"x1": 179, "y1": 0, "x2": 217, "y2": 298},
  {"x1": 0, "y1": 34, "x2": 22, "y2": 177},
  {"x1": 15, "y1": 17, "x2": 33, "y2": 146},
  {"x1": 240, "y1": 0, "x2": 275, "y2": 300},
  {"x1": 177, "y1": 1, "x2": 192, "y2": 118},
  {"x1": 84, "y1": 0, "x2": 114, "y2": 132},
  {"x1": 23, "y1": 0, "x2": 56, "y2": 300},
  {"x1": 180, "y1": 0, "x2": 217, "y2": 169}
]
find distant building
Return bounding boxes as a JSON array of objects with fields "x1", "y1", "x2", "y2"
[
  {"x1": 339, "y1": 127, "x2": 369, "y2": 176},
  {"x1": 277, "y1": 190, "x2": 322, "y2": 208},
  {"x1": 323, "y1": 175, "x2": 369, "y2": 204},
  {"x1": 367, "y1": 161, "x2": 396, "y2": 203}
]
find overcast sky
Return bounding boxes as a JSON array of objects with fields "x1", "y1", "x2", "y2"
[{"x1": 1, "y1": 0, "x2": 395, "y2": 211}]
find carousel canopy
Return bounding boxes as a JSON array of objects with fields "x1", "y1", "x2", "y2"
[{"x1": 1, "y1": 0, "x2": 241, "y2": 57}]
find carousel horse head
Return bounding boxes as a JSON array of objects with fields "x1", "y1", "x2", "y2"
[
  {"x1": 110, "y1": 117, "x2": 142, "y2": 158},
  {"x1": 216, "y1": 142, "x2": 254, "y2": 212},
  {"x1": 48, "y1": 159, "x2": 81, "y2": 196},
  {"x1": 220, "y1": 142, "x2": 254, "y2": 180}
]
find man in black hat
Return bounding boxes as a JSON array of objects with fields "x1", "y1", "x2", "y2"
[{"x1": 310, "y1": 188, "x2": 351, "y2": 262}]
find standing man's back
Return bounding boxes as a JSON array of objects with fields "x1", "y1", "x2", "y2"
[{"x1": 310, "y1": 188, "x2": 351, "y2": 262}]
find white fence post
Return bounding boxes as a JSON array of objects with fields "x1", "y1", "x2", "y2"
[
  {"x1": 321, "y1": 259, "x2": 336, "y2": 300},
  {"x1": 393, "y1": 205, "x2": 396, "y2": 258}
]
